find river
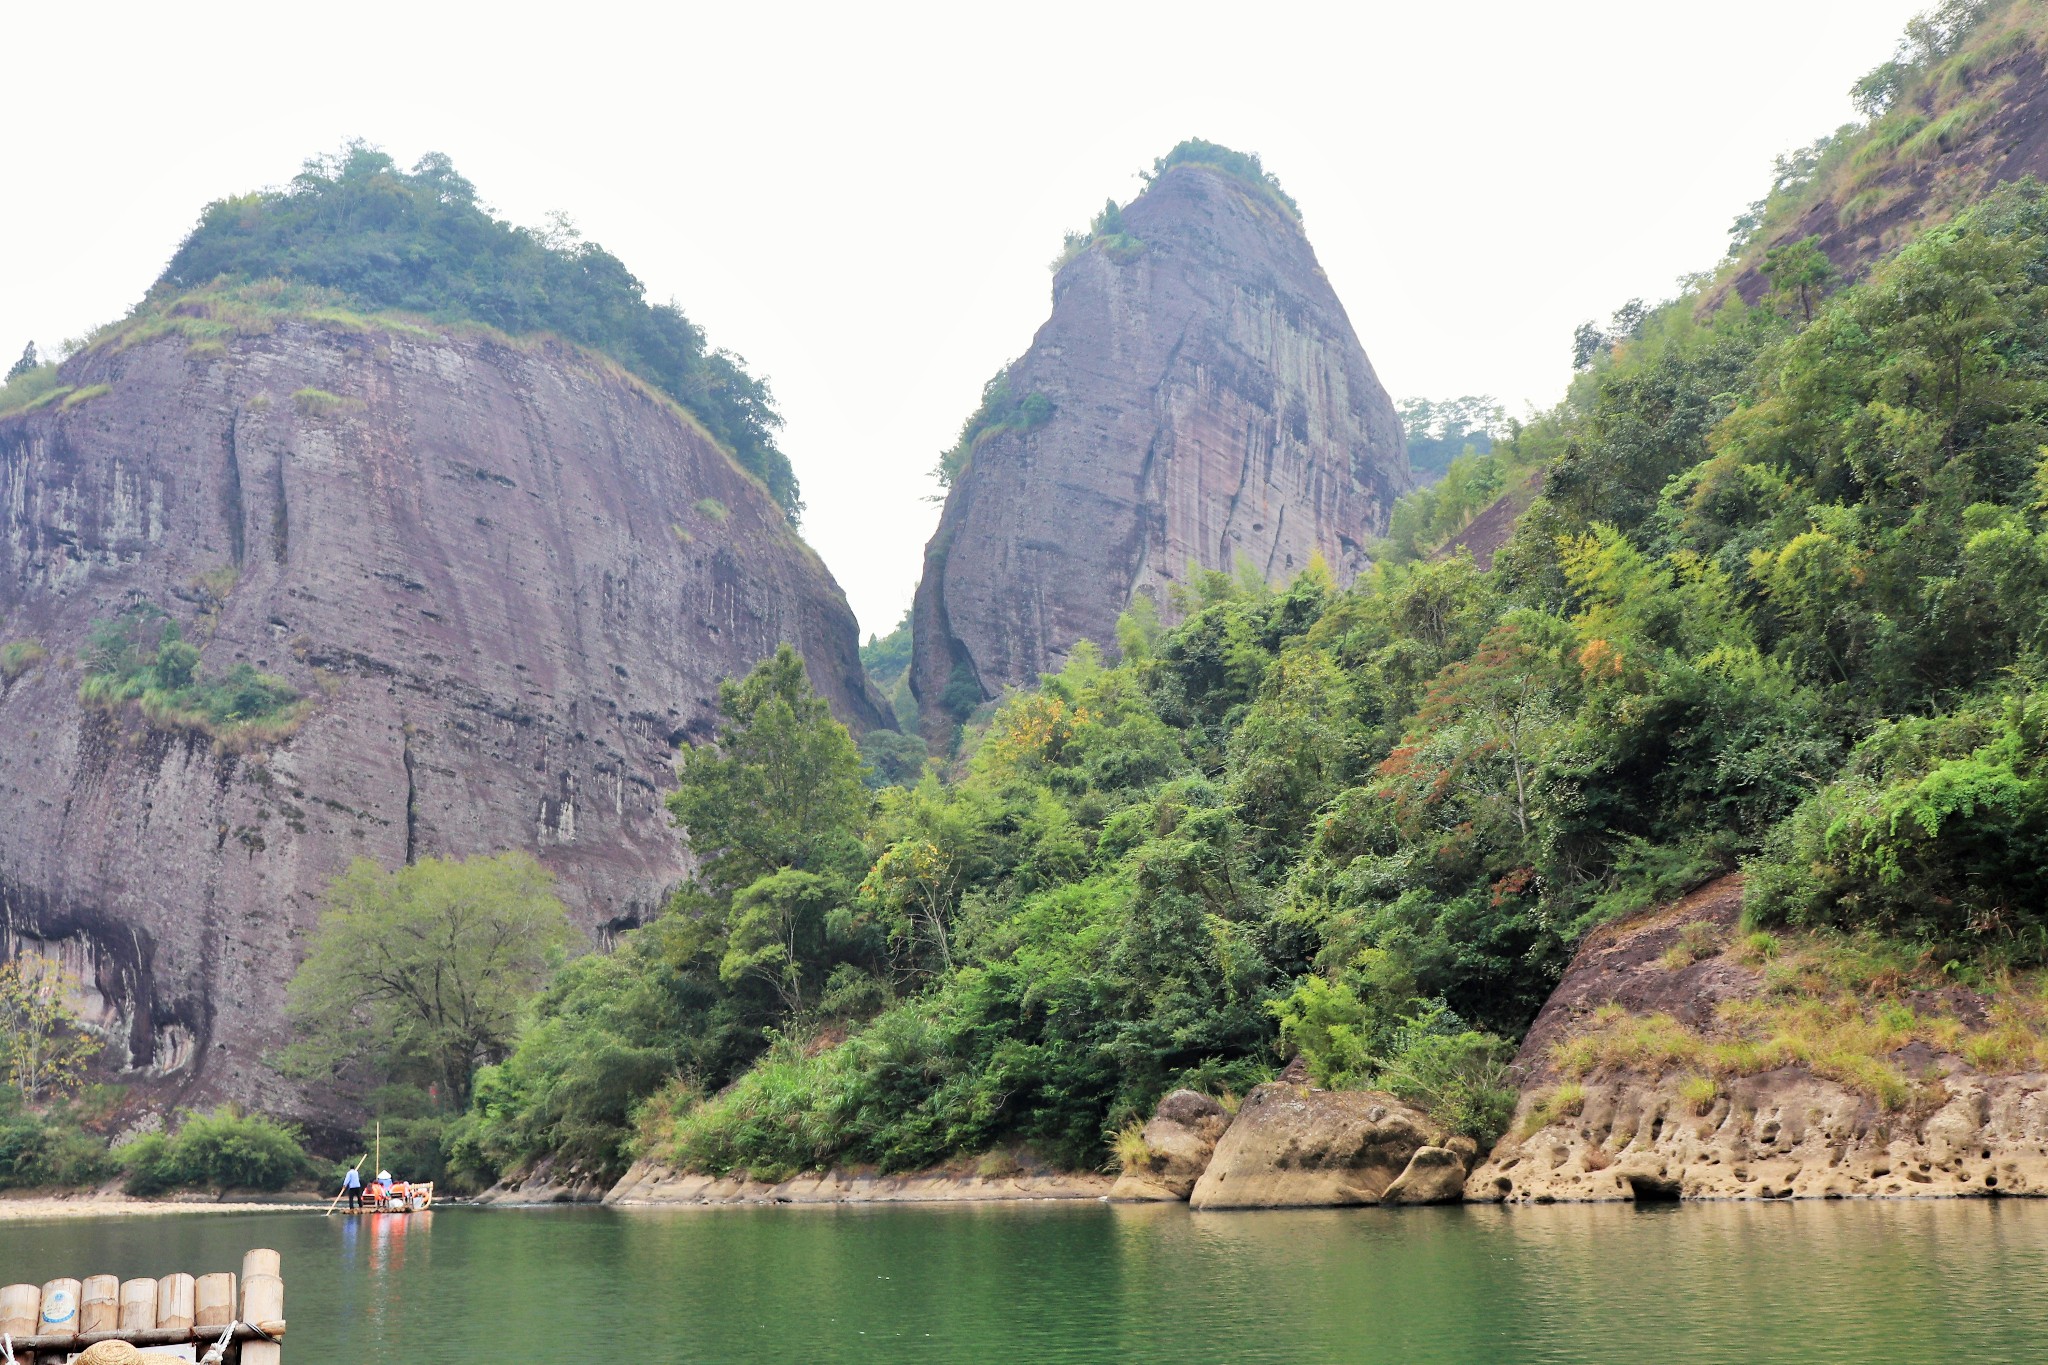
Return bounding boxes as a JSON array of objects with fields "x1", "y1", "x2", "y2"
[{"x1": 3, "y1": 1199, "x2": 2045, "y2": 1362}]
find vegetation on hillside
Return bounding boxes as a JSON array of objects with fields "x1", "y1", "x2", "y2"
[
  {"x1": 422, "y1": 167, "x2": 2048, "y2": 1188},
  {"x1": 930, "y1": 366, "x2": 1054, "y2": 489},
  {"x1": 154, "y1": 144, "x2": 801, "y2": 519},
  {"x1": 1726, "y1": 0, "x2": 2038, "y2": 271},
  {"x1": 78, "y1": 605, "x2": 304, "y2": 748},
  {"x1": 1052, "y1": 198, "x2": 1147, "y2": 275},
  {"x1": 1398, "y1": 396, "x2": 1506, "y2": 483},
  {"x1": 859, "y1": 613, "x2": 926, "y2": 780}
]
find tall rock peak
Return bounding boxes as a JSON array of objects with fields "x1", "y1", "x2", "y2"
[{"x1": 910, "y1": 150, "x2": 1410, "y2": 741}]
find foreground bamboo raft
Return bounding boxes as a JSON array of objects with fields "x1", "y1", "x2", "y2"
[{"x1": 0, "y1": 1250, "x2": 284, "y2": 1364}]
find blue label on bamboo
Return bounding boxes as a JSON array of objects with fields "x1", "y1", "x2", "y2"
[{"x1": 42, "y1": 1289, "x2": 75, "y2": 1324}]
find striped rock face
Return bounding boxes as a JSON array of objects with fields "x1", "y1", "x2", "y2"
[
  {"x1": 0, "y1": 319, "x2": 884, "y2": 1128},
  {"x1": 911, "y1": 162, "x2": 1409, "y2": 742}
]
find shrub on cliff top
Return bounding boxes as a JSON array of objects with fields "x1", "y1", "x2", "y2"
[
  {"x1": 1146, "y1": 138, "x2": 1299, "y2": 219},
  {"x1": 156, "y1": 143, "x2": 800, "y2": 520}
]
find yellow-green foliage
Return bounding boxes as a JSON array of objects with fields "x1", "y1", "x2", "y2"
[
  {"x1": 290, "y1": 387, "x2": 354, "y2": 418},
  {"x1": 0, "y1": 364, "x2": 70, "y2": 418},
  {"x1": 694, "y1": 497, "x2": 729, "y2": 523},
  {"x1": 1661, "y1": 920, "x2": 1723, "y2": 969},
  {"x1": 1679, "y1": 1074, "x2": 1721, "y2": 1113},
  {"x1": 1110, "y1": 1118, "x2": 1154, "y2": 1173},
  {"x1": 0, "y1": 640, "x2": 48, "y2": 681},
  {"x1": 1521, "y1": 1081, "x2": 1588, "y2": 1134},
  {"x1": 59, "y1": 384, "x2": 110, "y2": 411},
  {"x1": 1899, "y1": 95, "x2": 2003, "y2": 166},
  {"x1": 1551, "y1": 930, "x2": 2048, "y2": 1112}
]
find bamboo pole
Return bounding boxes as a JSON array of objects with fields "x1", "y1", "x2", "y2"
[
  {"x1": 156, "y1": 1274, "x2": 195, "y2": 1333},
  {"x1": 2, "y1": 1282, "x2": 40, "y2": 1365},
  {"x1": 80, "y1": 1276, "x2": 119, "y2": 1334},
  {"x1": 117, "y1": 1278, "x2": 158, "y2": 1331},
  {"x1": 240, "y1": 1264, "x2": 284, "y2": 1365},
  {"x1": 193, "y1": 1273, "x2": 236, "y2": 1331},
  {"x1": 0, "y1": 1284, "x2": 38, "y2": 1336}
]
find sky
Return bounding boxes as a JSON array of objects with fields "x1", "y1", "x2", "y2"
[{"x1": 3, "y1": 0, "x2": 1932, "y2": 638}]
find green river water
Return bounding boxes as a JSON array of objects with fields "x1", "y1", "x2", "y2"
[{"x1": 2, "y1": 1200, "x2": 2043, "y2": 1363}]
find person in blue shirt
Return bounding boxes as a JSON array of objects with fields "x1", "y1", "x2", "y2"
[{"x1": 341, "y1": 1165, "x2": 363, "y2": 1211}]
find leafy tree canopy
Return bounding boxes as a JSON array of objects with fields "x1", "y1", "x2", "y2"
[{"x1": 286, "y1": 852, "x2": 578, "y2": 1107}]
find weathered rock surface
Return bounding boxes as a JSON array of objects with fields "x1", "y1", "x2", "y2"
[
  {"x1": 911, "y1": 161, "x2": 1409, "y2": 741},
  {"x1": 473, "y1": 1157, "x2": 612, "y2": 1205},
  {"x1": 0, "y1": 319, "x2": 884, "y2": 1126},
  {"x1": 1188, "y1": 1082, "x2": 1450, "y2": 1210},
  {"x1": 1469, "y1": 875, "x2": 2048, "y2": 1202},
  {"x1": 1109, "y1": 1088, "x2": 1232, "y2": 1201},
  {"x1": 1382, "y1": 1144, "x2": 1473, "y2": 1206},
  {"x1": 606, "y1": 1156, "x2": 1113, "y2": 1206}
]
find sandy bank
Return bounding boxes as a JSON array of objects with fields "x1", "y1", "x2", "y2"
[{"x1": 0, "y1": 1191, "x2": 329, "y2": 1222}]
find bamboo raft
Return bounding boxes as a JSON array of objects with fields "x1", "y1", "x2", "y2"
[
  {"x1": 358, "y1": 1181, "x2": 433, "y2": 1213},
  {"x1": 0, "y1": 1250, "x2": 284, "y2": 1364}
]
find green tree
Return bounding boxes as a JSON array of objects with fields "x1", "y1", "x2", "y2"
[
  {"x1": 5, "y1": 343, "x2": 36, "y2": 381},
  {"x1": 0, "y1": 956, "x2": 101, "y2": 1103},
  {"x1": 1762, "y1": 236, "x2": 1837, "y2": 323},
  {"x1": 286, "y1": 853, "x2": 577, "y2": 1106},
  {"x1": 668, "y1": 645, "x2": 871, "y2": 893}
]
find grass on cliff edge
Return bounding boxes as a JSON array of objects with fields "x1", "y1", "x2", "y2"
[{"x1": 1541, "y1": 929, "x2": 2048, "y2": 1114}]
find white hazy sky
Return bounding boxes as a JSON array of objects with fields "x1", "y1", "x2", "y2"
[{"x1": 4, "y1": 1, "x2": 1929, "y2": 637}]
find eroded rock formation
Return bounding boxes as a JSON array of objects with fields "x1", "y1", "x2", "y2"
[
  {"x1": 1108, "y1": 1088, "x2": 1232, "y2": 1202},
  {"x1": 911, "y1": 160, "x2": 1409, "y2": 740},
  {"x1": 1468, "y1": 877, "x2": 2048, "y2": 1203},
  {"x1": 1188, "y1": 1082, "x2": 1454, "y2": 1210},
  {"x1": 0, "y1": 319, "x2": 883, "y2": 1125}
]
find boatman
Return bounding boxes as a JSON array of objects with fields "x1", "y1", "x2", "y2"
[
  {"x1": 342, "y1": 1164, "x2": 363, "y2": 1211},
  {"x1": 376, "y1": 1169, "x2": 393, "y2": 1206}
]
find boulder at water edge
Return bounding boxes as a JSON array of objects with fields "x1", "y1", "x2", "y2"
[
  {"x1": 1109, "y1": 1089, "x2": 1233, "y2": 1201},
  {"x1": 1188, "y1": 1083, "x2": 1451, "y2": 1209}
]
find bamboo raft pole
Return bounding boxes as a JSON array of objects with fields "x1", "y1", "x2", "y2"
[{"x1": 1, "y1": 1250, "x2": 284, "y2": 1363}]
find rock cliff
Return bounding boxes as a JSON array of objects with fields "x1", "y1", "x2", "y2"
[
  {"x1": 910, "y1": 158, "x2": 1409, "y2": 740},
  {"x1": 0, "y1": 314, "x2": 883, "y2": 1124}
]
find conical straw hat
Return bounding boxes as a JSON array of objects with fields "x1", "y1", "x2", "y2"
[{"x1": 78, "y1": 1343, "x2": 148, "y2": 1365}]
